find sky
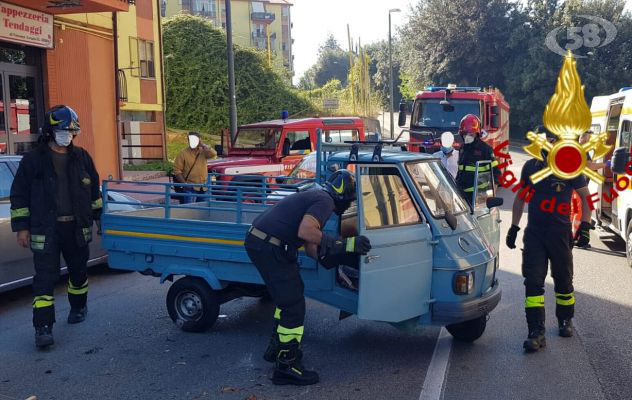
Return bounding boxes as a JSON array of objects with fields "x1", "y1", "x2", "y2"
[
  {"x1": 289, "y1": 0, "x2": 632, "y2": 85},
  {"x1": 290, "y1": 0, "x2": 413, "y2": 84}
]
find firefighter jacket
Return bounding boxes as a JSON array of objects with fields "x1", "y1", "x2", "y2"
[
  {"x1": 10, "y1": 143, "x2": 102, "y2": 250},
  {"x1": 455, "y1": 137, "x2": 501, "y2": 195}
]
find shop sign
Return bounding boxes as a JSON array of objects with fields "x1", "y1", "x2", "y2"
[{"x1": 0, "y1": 2, "x2": 53, "y2": 49}]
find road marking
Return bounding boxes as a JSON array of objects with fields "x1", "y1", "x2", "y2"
[{"x1": 419, "y1": 327, "x2": 453, "y2": 400}]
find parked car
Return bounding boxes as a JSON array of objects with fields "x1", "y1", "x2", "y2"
[{"x1": 0, "y1": 155, "x2": 143, "y2": 293}]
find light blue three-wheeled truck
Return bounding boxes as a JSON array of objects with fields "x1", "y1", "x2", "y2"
[{"x1": 101, "y1": 136, "x2": 502, "y2": 342}]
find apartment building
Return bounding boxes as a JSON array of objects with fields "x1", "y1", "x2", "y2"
[{"x1": 164, "y1": 0, "x2": 294, "y2": 75}]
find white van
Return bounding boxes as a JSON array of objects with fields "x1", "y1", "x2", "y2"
[{"x1": 589, "y1": 87, "x2": 632, "y2": 266}]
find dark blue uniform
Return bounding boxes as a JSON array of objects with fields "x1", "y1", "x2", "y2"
[
  {"x1": 245, "y1": 189, "x2": 334, "y2": 347},
  {"x1": 520, "y1": 159, "x2": 587, "y2": 325}
]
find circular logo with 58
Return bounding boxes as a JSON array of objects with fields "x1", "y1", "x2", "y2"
[{"x1": 545, "y1": 15, "x2": 617, "y2": 58}]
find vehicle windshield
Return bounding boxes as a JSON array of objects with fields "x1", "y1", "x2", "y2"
[
  {"x1": 286, "y1": 153, "x2": 317, "y2": 183},
  {"x1": 321, "y1": 129, "x2": 359, "y2": 143},
  {"x1": 406, "y1": 161, "x2": 468, "y2": 218},
  {"x1": 412, "y1": 99, "x2": 481, "y2": 130},
  {"x1": 232, "y1": 128, "x2": 281, "y2": 149}
]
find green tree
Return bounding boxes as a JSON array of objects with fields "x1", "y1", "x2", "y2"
[
  {"x1": 504, "y1": 0, "x2": 632, "y2": 137},
  {"x1": 298, "y1": 34, "x2": 351, "y2": 88},
  {"x1": 163, "y1": 15, "x2": 312, "y2": 134},
  {"x1": 400, "y1": 0, "x2": 517, "y2": 89}
]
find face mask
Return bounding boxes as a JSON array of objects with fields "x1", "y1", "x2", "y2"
[
  {"x1": 464, "y1": 135, "x2": 475, "y2": 145},
  {"x1": 188, "y1": 135, "x2": 200, "y2": 149},
  {"x1": 441, "y1": 146, "x2": 453, "y2": 155},
  {"x1": 53, "y1": 130, "x2": 73, "y2": 147}
]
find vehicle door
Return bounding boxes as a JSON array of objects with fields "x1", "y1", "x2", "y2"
[
  {"x1": 0, "y1": 160, "x2": 33, "y2": 291},
  {"x1": 613, "y1": 120, "x2": 632, "y2": 219},
  {"x1": 356, "y1": 164, "x2": 434, "y2": 322},
  {"x1": 472, "y1": 160, "x2": 500, "y2": 254}
]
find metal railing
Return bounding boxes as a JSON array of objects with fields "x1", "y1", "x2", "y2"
[{"x1": 103, "y1": 173, "x2": 315, "y2": 224}]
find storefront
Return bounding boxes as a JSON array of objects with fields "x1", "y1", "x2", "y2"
[{"x1": 0, "y1": 0, "x2": 131, "y2": 180}]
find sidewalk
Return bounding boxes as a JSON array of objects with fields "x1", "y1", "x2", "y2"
[{"x1": 107, "y1": 171, "x2": 170, "y2": 204}]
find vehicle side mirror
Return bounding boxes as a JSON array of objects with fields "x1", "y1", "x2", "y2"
[
  {"x1": 214, "y1": 144, "x2": 223, "y2": 156},
  {"x1": 611, "y1": 146, "x2": 630, "y2": 174},
  {"x1": 398, "y1": 102, "x2": 407, "y2": 127},
  {"x1": 445, "y1": 211, "x2": 457, "y2": 230},
  {"x1": 491, "y1": 114, "x2": 500, "y2": 129},
  {"x1": 486, "y1": 197, "x2": 503, "y2": 209}
]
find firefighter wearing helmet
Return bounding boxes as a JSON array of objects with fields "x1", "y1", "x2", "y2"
[
  {"x1": 244, "y1": 169, "x2": 371, "y2": 385},
  {"x1": 10, "y1": 105, "x2": 102, "y2": 348},
  {"x1": 455, "y1": 114, "x2": 501, "y2": 204}
]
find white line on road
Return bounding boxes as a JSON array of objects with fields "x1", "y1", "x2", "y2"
[{"x1": 418, "y1": 327, "x2": 453, "y2": 400}]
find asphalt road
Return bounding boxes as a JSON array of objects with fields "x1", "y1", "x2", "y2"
[{"x1": 1, "y1": 148, "x2": 631, "y2": 400}]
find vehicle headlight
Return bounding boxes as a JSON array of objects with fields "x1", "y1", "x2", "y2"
[{"x1": 453, "y1": 271, "x2": 474, "y2": 295}]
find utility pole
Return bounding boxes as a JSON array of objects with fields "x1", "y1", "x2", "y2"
[
  {"x1": 225, "y1": 0, "x2": 238, "y2": 141},
  {"x1": 388, "y1": 8, "x2": 401, "y2": 139}
]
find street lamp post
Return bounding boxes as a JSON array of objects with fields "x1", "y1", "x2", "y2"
[
  {"x1": 388, "y1": 8, "x2": 401, "y2": 139},
  {"x1": 225, "y1": 0, "x2": 238, "y2": 141}
]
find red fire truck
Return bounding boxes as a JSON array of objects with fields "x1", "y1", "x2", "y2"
[
  {"x1": 208, "y1": 117, "x2": 366, "y2": 184},
  {"x1": 399, "y1": 84, "x2": 510, "y2": 153}
]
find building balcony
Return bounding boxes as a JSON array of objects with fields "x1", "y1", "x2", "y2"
[
  {"x1": 15, "y1": 0, "x2": 130, "y2": 14},
  {"x1": 251, "y1": 12, "x2": 275, "y2": 22}
]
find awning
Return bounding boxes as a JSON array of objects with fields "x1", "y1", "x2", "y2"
[{"x1": 7, "y1": 0, "x2": 130, "y2": 14}]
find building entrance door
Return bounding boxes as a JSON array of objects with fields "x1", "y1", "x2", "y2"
[{"x1": 0, "y1": 62, "x2": 43, "y2": 155}]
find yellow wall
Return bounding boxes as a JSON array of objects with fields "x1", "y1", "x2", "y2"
[
  {"x1": 117, "y1": 2, "x2": 165, "y2": 112},
  {"x1": 163, "y1": 1, "x2": 291, "y2": 70}
]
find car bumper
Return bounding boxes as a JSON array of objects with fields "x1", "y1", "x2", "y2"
[{"x1": 431, "y1": 280, "x2": 502, "y2": 324}]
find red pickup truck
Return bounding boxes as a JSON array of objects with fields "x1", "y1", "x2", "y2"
[{"x1": 209, "y1": 117, "x2": 366, "y2": 183}]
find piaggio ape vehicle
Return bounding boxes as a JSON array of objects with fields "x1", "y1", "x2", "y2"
[{"x1": 101, "y1": 134, "x2": 502, "y2": 341}]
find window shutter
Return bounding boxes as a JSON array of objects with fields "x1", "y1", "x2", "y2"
[{"x1": 129, "y1": 37, "x2": 139, "y2": 77}]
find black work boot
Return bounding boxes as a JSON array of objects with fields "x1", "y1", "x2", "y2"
[
  {"x1": 35, "y1": 325, "x2": 54, "y2": 348},
  {"x1": 263, "y1": 331, "x2": 280, "y2": 362},
  {"x1": 523, "y1": 322, "x2": 546, "y2": 353},
  {"x1": 272, "y1": 343, "x2": 319, "y2": 386},
  {"x1": 558, "y1": 319, "x2": 574, "y2": 337},
  {"x1": 67, "y1": 306, "x2": 87, "y2": 324}
]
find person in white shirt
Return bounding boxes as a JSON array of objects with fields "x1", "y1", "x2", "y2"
[{"x1": 433, "y1": 131, "x2": 459, "y2": 178}]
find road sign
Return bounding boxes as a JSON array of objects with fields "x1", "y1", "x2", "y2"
[{"x1": 323, "y1": 98, "x2": 339, "y2": 109}]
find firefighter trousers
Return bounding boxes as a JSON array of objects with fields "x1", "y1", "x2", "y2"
[
  {"x1": 32, "y1": 221, "x2": 89, "y2": 327},
  {"x1": 522, "y1": 226, "x2": 575, "y2": 325},
  {"x1": 245, "y1": 233, "x2": 305, "y2": 346}
]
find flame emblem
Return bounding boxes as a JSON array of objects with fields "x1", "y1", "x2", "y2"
[{"x1": 523, "y1": 50, "x2": 612, "y2": 184}]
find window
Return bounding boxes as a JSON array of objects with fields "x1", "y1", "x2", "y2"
[
  {"x1": 233, "y1": 128, "x2": 280, "y2": 149},
  {"x1": 607, "y1": 102, "x2": 623, "y2": 132},
  {"x1": 193, "y1": 0, "x2": 216, "y2": 17},
  {"x1": 322, "y1": 129, "x2": 359, "y2": 144},
  {"x1": 285, "y1": 131, "x2": 311, "y2": 153},
  {"x1": 412, "y1": 99, "x2": 481, "y2": 129},
  {"x1": 620, "y1": 120, "x2": 632, "y2": 149},
  {"x1": 360, "y1": 166, "x2": 421, "y2": 229},
  {"x1": 252, "y1": 1, "x2": 265, "y2": 12},
  {"x1": 282, "y1": 6, "x2": 289, "y2": 17},
  {"x1": 0, "y1": 162, "x2": 13, "y2": 200},
  {"x1": 406, "y1": 161, "x2": 468, "y2": 218},
  {"x1": 473, "y1": 165, "x2": 495, "y2": 211},
  {"x1": 120, "y1": 111, "x2": 156, "y2": 122},
  {"x1": 130, "y1": 38, "x2": 155, "y2": 79}
]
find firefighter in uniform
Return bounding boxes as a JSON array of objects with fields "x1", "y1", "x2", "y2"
[
  {"x1": 506, "y1": 129, "x2": 592, "y2": 352},
  {"x1": 455, "y1": 114, "x2": 500, "y2": 203},
  {"x1": 244, "y1": 170, "x2": 371, "y2": 385},
  {"x1": 10, "y1": 105, "x2": 102, "y2": 348}
]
